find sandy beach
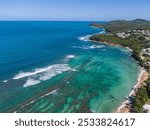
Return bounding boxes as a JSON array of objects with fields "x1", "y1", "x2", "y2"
[
  {"x1": 90, "y1": 39, "x2": 149, "y2": 113},
  {"x1": 117, "y1": 68, "x2": 149, "y2": 113}
]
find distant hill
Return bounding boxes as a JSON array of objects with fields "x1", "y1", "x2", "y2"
[{"x1": 90, "y1": 19, "x2": 150, "y2": 33}]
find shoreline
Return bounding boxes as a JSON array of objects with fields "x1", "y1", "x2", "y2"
[
  {"x1": 117, "y1": 68, "x2": 148, "y2": 113},
  {"x1": 90, "y1": 39, "x2": 149, "y2": 113}
]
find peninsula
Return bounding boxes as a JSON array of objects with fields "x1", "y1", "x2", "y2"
[{"x1": 89, "y1": 19, "x2": 150, "y2": 113}]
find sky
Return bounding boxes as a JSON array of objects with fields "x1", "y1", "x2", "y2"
[{"x1": 0, "y1": 0, "x2": 149, "y2": 21}]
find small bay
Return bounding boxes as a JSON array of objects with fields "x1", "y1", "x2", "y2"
[{"x1": 0, "y1": 21, "x2": 140, "y2": 112}]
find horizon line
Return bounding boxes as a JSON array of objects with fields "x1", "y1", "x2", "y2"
[{"x1": 0, "y1": 18, "x2": 149, "y2": 22}]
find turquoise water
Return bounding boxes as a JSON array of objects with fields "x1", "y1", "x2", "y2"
[{"x1": 0, "y1": 21, "x2": 140, "y2": 112}]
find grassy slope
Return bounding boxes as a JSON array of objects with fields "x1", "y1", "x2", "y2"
[{"x1": 90, "y1": 19, "x2": 150, "y2": 33}]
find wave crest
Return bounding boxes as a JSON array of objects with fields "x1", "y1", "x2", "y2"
[
  {"x1": 73, "y1": 45, "x2": 104, "y2": 50},
  {"x1": 13, "y1": 64, "x2": 76, "y2": 87},
  {"x1": 13, "y1": 64, "x2": 73, "y2": 80},
  {"x1": 65, "y1": 55, "x2": 75, "y2": 59},
  {"x1": 78, "y1": 35, "x2": 92, "y2": 42},
  {"x1": 23, "y1": 78, "x2": 40, "y2": 87}
]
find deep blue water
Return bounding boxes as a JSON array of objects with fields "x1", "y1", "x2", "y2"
[
  {"x1": 0, "y1": 21, "x2": 101, "y2": 80},
  {"x1": 0, "y1": 21, "x2": 140, "y2": 112}
]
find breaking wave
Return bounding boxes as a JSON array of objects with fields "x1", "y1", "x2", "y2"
[
  {"x1": 90, "y1": 45, "x2": 104, "y2": 49},
  {"x1": 62, "y1": 54, "x2": 76, "y2": 62},
  {"x1": 73, "y1": 45, "x2": 104, "y2": 50},
  {"x1": 78, "y1": 29, "x2": 105, "y2": 42},
  {"x1": 3, "y1": 80, "x2": 8, "y2": 83},
  {"x1": 78, "y1": 35, "x2": 92, "y2": 42},
  {"x1": 23, "y1": 78, "x2": 40, "y2": 88},
  {"x1": 13, "y1": 64, "x2": 76, "y2": 87},
  {"x1": 65, "y1": 55, "x2": 75, "y2": 59}
]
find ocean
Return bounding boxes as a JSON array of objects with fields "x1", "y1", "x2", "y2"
[{"x1": 0, "y1": 21, "x2": 140, "y2": 112}]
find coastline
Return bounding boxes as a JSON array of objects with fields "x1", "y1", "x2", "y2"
[
  {"x1": 117, "y1": 68, "x2": 148, "y2": 113},
  {"x1": 90, "y1": 39, "x2": 149, "y2": 113},
  {"x1": 90, "y1": 39, "x2": 132, "y2": 51}
]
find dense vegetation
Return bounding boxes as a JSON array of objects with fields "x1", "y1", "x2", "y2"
[
  {"x1": 90, "y1": 34, "x2": 144, "y2": 65},
  {"x1": 132, "y1": 77, "x2": 150, "y2": 112},
  {"x1": 90, "y1": 19, "x2": 150, "y2": 33},
  {"x1": 89, "y1": 19, "x2": 150, "y2": 112}
]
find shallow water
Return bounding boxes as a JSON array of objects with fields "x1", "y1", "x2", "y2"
[{"x1": 0, "y1": 21, "x2": 140, "y2": 112}]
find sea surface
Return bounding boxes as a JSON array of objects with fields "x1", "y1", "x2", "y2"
[{"x1": 0, "y1": 21, "x2": 140, "y2": 112}]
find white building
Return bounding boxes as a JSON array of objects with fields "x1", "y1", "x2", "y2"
[{"x1": 143, "y1": 104, "x2": 150, "y2": 113}]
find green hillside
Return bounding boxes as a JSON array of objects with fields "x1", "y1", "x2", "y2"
[{"x1": 90, "y1": 19, "x2": 150, "y2": 33}]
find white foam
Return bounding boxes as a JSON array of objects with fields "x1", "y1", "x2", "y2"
[
  {"x1": 38, "y1": 64, "x2": 75, "y2": 81},
  {"x1": 72, "y1": 46, "x2": 85, "y2": 49},
  {"x1": 73, "y1": 45, "x2": 104, "y2": 50},
  {"x1": 78, "y1": 35, "x2": 92, "y2": 42},
  {"x1": 3, "y1": 80, "x2": 8, "y2": 83},
  {"x1": 129, "y1": 68, "x2": 145, "y2": 97},
  {"x1": 45, "y1": 89, "x2": 58, "y2": 96},
  {"x1": 65, "y1": 55, "x2": 75, "y2": 59},
  {"x1": 90, "y1": 45, "x2": 104, "y2": 49},
  {"x1": 78, "y1": 29, "x2": 106, "y2": 42},
  {"x1": 23, "y1": 78, "x2": 41, "y2": 87},
  {"x1": 22, "y1": 100, "x2": 36, "y2": 108},
  {"x1": 13, "y1": 67, "x2": 53, "y2": 80},
  {"x1": 13, "y1": 64, "x2": 74, "y2": 80},
  {"x1": 18, "y1": 64, "x2": 76, "y2": 87},
  {"x1": 99, "y1": 30, "x2": 106, "y2": 34},
  {"x1": 22, "y1": 89, "x2": 59, "y2": 108},
  {"x1": 62, "y1": 55, "x2": 76, "y2": 62},
  {"x1": 40, "y1": 89, "x2": 59, "y2": 98}
]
